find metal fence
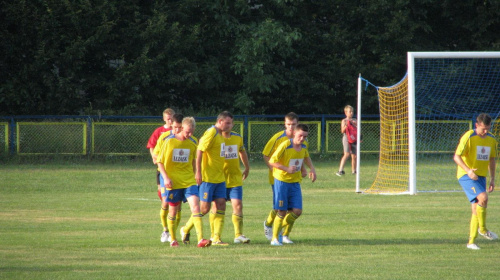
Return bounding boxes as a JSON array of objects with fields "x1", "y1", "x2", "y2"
[{"x1": 0, "y1": 115, "x2": 472, "y2": 156}]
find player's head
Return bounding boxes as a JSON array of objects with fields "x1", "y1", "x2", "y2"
[
  {"x1": 216, "y1": 111, "x2": 234, "y2": 132},
  {"x1": 344, "y1": 105, "x2": 354, "y2": 117},
  {"x1": 163, "y1": 108, "x2": 175, "y2": 127},
  {"x1": 181, "y1": 117, "x2": 196, "y2": 139},
  {"x1": 475, "y1": 113, "x2": 492, "y2": 136},
  {"x1": 171, "y1": 113, "x2": 184, "y2": 134},
  {"x1": 284, "y1": 112, "x2": 299, "y2": 137},
  {"x1": 293, "y1": 124, "x2": 309, "y2": 145}
]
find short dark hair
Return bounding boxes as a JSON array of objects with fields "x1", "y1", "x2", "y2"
[
  {"x1": 295, "y1": 123, "x2": 309, "y2": 132},
  {"x1": 285, "y1": 112, "x2": 299, "y2": 122},
  {"x1": 217, "y1": 111, "x2": 233, "y2": 121},
  {"x1": 477, "y1": 113, "x2": 492, "y2": 126},
  {"x1": 172, "y1": 113, "x2": 184, "y2": 124}
]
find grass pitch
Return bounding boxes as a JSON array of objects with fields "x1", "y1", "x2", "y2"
[{"x1": 0, "y1": 159, "x2": 499, "y2": 279}]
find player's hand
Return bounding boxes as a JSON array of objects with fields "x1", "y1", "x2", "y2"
[
  {"x1": 163, "y1": 178, "x2": 172, "y2": 190},
  {"x1": 309, "y1": 171, "x2": 317, "y2": 182},
  {"x1": 195, "y1": 171, "x2": 202, "y2": 186},
  {"x1": 242, "y1": 168, "x2": 249, "y2": 180},
  {"x1": 301, "y1": 168, "x2": 307, "y2": 178},
  {"x1": 467, "y1": 169, "x2": 478, "y2": 180},
  {"x1": 288, "y1": 165, "x2": 298, "y2": 173},
  {"x1": 488, "y1": 182, "x2": 495, "y2": 193}
]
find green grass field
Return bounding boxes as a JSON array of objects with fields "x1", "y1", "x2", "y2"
[{"x1": 1, "y1": 159, "x2": 499, "y2": 279}]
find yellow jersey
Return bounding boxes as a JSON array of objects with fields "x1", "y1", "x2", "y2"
[
  {"x1": 223, "y1": 132, "x2": 246, "y2": 188},
  {"x1": 269, "y1": 139, "x2": 309, "y2": 183},
  {"x1": 262, "y1": 130, "x2": 308, "y2": 184},
  {"x1": 198, "y1": 126, "x2": 225, "y2": 183},
  {"x1": 156, "y1": 134, "x2": 198, "y2": 189},
  {"x1": 153, "y1": 130, "x2": 173, "y2": 157},
  {"x1": 455, "y1": 130, "x2": 497, "y2": 179}
]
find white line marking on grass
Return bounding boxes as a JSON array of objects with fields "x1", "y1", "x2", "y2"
[{"x1": 122, "y1": 198, "x2": 159, "y2": 201}]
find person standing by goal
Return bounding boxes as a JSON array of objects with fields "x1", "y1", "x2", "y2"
[
  {"x1": 336, "y1": 105, "x2": 357, "y2": 176},
  {"x1": 454, "y1": 113, "x2": 498, "y2": 250}
]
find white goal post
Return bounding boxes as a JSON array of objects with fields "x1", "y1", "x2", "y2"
[{"x1": 357, "y1": 51, "x2": 500, "y2": 194}]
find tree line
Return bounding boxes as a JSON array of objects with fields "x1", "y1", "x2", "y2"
[{"x1": 1, "y1": 0, "x2": 498, "y2": 116}]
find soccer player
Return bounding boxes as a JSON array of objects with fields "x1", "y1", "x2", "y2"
[
  {"x1": 147, "y1": 108, "x2": 175, "y2": 200},
  {"x1": 454, "y1": 113, "x2": 498, "y2": 250},
  {"x1": 153, "y1": 113, "x2": 184, "y2": 164},
  {"x1": 154, "y1": 113, "x2": 184, "y2": 243},
  {"x1": 221, "y1": 118, "x2": 251, "y2": 244},
  {"x1": 262, "y1": 112, "x2": 308, "y2": 241},
  {"x1": 336, "y1": 105, "x2": 357, "y2": 176},
  {"x1": 156, "y1": 117, "x2": 211, "y2": 248},
  {"x1": 268, "y1": 124, "x2": 316, "y2": 246},
  {"x1": 181, "y1": 111, "x2": 233, "y2": 246}
]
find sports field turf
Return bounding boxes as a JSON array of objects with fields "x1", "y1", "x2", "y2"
[{"x1": 1, "y1": 159, "x2": 499, "y2": 279}]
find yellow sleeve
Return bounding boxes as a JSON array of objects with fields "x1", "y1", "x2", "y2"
[{"x1": 262, "y1": 131, "x2": 285, "y2": 157}]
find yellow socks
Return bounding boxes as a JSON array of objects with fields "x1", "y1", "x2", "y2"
[
  {"x1": 468, "y1": 213, "x2": 478, "y2": 244},
  {"x1": 272, "y1": 213, "x2": 284, "y2": 240},
  {"x1": 477, "y1": 204, "x2": 487, "y2": 234},
  {"x1": 192, "y1": 213, "x2": 204, "y2": 242},
  {"x1": 160, "y1": 207, "x2": 168, "y2": 230},
  {"x1": 232, "y1": 214, "x2": 243, "y2": 238},
  {"x1": 265, "y1": 209, "x2": 277, "y2": 227},
  {"x1": 175, "y1": 210, "x2": 182, "y2": 231},
  {"x1": 184, "y1": 216, "x2": 194, "y2": 233},
  {"x1": 167, "y1": 215, "x2": 176, "y2": 241},
  {"x1": 282, "y1": 212, "x2": 299, "y2": 236},
  {"x1": 213, "y1": 210, "x2": 225, "y2": 241},
  {"x1": 209, "y1": 212, "x2": 216, "y2": 239}
]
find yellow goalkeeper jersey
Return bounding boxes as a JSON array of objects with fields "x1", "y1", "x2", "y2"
[
  {"x1": 198, "y1": 125, "x2": 225, "y2": 183},
  {"x1": 223, "y1": 132, "x2": 246, "y2": 188},
  {"x1": 156, "y1": 134, "x2": 198, "y2": 189},
  {"x1": 455, "y1": 130, "x2": 497, "y2": 179},
  {"x1": 269, "y1": 139, "x2": 309, "y2": 183}
]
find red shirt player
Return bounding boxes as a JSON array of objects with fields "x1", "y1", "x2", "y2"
[{"x1": 147, "y1": 108, "x2": 175, "y2": 199}]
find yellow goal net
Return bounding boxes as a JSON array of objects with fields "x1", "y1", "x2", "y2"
[{"x1": 364, "y1": 75, "x2": 410, "y2": 194}]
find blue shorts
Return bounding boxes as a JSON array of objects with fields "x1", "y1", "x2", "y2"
[
  {"x1": 159, "y1": 175, "x2": 168, "y2": 198},
  {"x1": 165, "y1": 185, "x2": 199, "y2": 204},
  {"x1": 271, "y1": 184, "x2": 276, "y2": 208},
  {"x1": 226, "y1": 186, "x2": 243, "y2": 200},
  {"x1": 458, "y1": 175, "x2": 486, "y2": 203},
  {"x1": 273, "y1": 179, "x2": 302, "y2": 211},
  {"x1": 199, "y1": 181, "x2": 226, "y2": 202}
]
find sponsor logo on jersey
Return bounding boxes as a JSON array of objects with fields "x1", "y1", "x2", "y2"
[
  {"x1": 224, "y1": 145, "x2": 239, "y2": 159},
  {"x1": 476, "y1": 146, "x2": 490, "y2": 161},
  {"x1": 173, "y1": 149, "x2": 190, "y2": 162}
]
